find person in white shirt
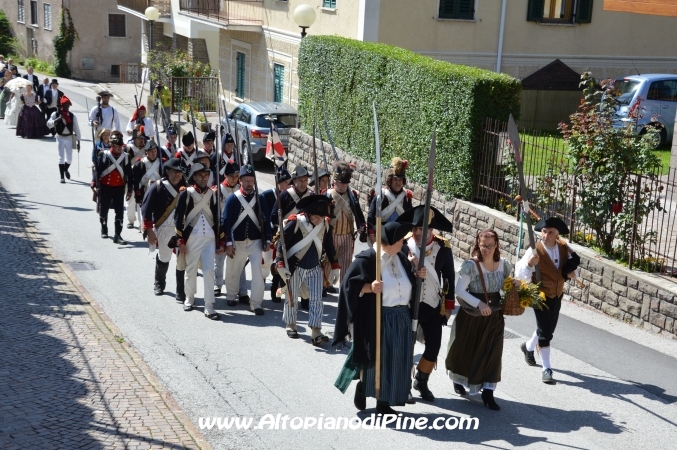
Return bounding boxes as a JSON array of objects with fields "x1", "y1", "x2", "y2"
[
  {"x1": 47, "y1": 95, "x2": 81, "y2": 183},
  {"x1": 125, "y1": 105, "x2": 154, "y2": 141},
  {"x1": 88, "y1": 90, "x2": 121, "y2": 133}
]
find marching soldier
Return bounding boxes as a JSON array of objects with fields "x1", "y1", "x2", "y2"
[
  {"x1": 161, "y1": 125, "x2": 178, "y2": 161},
  {"x1": 88, "y1": 90, "x2": 121, "y2": 133},
  {"x1": 367, "y1": 157, "x2": 413, "y2": 245},
  {"x1": 222, "y1": 164, "x2": 272, "y2": 315},
  {"x1": 96, "y1": 131, "x2": 132, "y2": 244},
  {"x1": 126, "y1": 105, "x2": 155, "y2": 141},
  {"x1": 132, "y1": 141, "x2": 162, "y2": 209},
  {"x1": 213, "y1": 160, "x2": 248, "y2": 299},
  {"x1": 125, "y1": 127, "x2": 149, "y2": 229},
  {"x1": 141, "y1": 158, "x2": 187, "y2": 299},
  {"x1": 210, "y1": 132, "x2": 237, "y2": 187},
  {"x1": 276, "y1": 195, "x2": 340, "y2": 344},
  {"x1": 175, "y1": 131, "x2": 197, "y2": 173},
  {"x1": 174, "y1": 163, "x2": 225, "y2": 320},
  {"x1": 323, "y1": 161, "x2": 366, "y2": 289},
  {"x1": 262, "y1": 169, "x2": 292, "y2": 303},
  {"x1": 201, "y1": 130, "x2": 216, "y2": 155},
  {"x1": 399, "y1": 205, "x2": 456, "y2": 402},
  {"x1": 270, "y1": 165, "x2": 314, "y2": 226},
  {"x1": 221, "y1": 132, "x2": 236, "y2": 161},
  {"x1": 47, "y1": 95, "x2": 81, "y2": 184}
]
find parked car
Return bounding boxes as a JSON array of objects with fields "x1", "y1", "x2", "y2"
[
  {"x1": 609, "y1": 74, "x2": 677, "y2": 148},
  {"x1": 220, "y1": 102, "x2": 298, "y2": 162}
]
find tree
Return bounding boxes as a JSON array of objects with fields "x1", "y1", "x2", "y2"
[
  {"x1": 0, "y1": 10, "x2": 17, "y2": 57},
  {"x1": 53, "y1": 7, "x2": 78, "y2": 78}
]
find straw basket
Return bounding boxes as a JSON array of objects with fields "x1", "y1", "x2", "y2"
[{"x1": 502, "y1": 285, "x2": 525, "y2": 316}]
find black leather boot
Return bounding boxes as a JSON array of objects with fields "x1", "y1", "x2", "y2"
[
  {"x1": 482, "y1": 389, "x2": 500, "y2": 411},
  {"x1": 100, "y1": 218, "x2": 108, "y2": 238},
  {"x1": 301, "y1": 298, "x2": 309, "y2": 311},
  {"x1": 64, "y1": 162, "x2": 71, "y2": 180},
  {"x1": 175, "y1": 270, "x2": 186, "y2": 303},
  {"x1": 353, "y1": 381, "x2": 366, "y2": 411},
  {"x1": 270, "y1": 273, "x2": 282, "y2": 303},
  {"x1": 112, "y1": 220, "x2": 126, "y2": 244},
  {"x1": 59, "y1": 164, "x2": 65, "y2": 183},
  {"x1": 154, "y1": 256, "x2": 169, "y2": 295},
  {"x1": 413, "y1": 370, "x2": 435, "y2": 402}
]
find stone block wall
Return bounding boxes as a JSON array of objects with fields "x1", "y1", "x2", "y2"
[{"x1": 289, "y1": 128, "x2": 677, "y2": 339}]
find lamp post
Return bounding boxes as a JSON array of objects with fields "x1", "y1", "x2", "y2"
[
  {"x1": 145, "y1": 5, "x2": 160, "y2": 96},
  {"x1": 293, "y1": 4, "x2": 316, "y2": 38}
]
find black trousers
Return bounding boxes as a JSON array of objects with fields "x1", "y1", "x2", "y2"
[
  {"x1": 45, "y1": 107, "x2": 57, "y2": 126},
  {"x1": 534, "y1": 293, "x2": 563, "y2": 347},
  {"x1": 418, "y1": 302, "x2": 444, "y2": 362},
  {"x1": 99, "y1": 185, "x2": 125, "y2": 224}
]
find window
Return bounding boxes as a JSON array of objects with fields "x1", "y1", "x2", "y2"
[
  {"x1": 438, "y1": 0, "x2": 474, "y2": 20},
  {"x1": 273, "y1": 64, "x2": 284, "y2": 102},
  {"x1": 323, "y1": 0, "x2": 336, "y2": 8},
  {"x1": 111, "y1": 65, "x2": 120, "y2": 77},
  {"x1": 236, "y1": 52, "x2": 246, "y2": 99},
  {"x1": 648, "y1": 80, "x2": 677, "y2": 102},
  {"x1": 30, "y1": 1, "x2": 38, "y2": 25},
  {"x1": 43, "y1": 3, "x2": 51, "y2": 30},
  {"x1": 108, "y1": 14, "x2": 126, "y2": 37},
  {"x1": 256, "y1": 114, "x2": 296, "y2": 128},
  {"x1": 527, "y1": 0, "x2": 594, "y2": 23},
  {"x1": 18, "y1": 0, "x2": 25, "y2": 23}
]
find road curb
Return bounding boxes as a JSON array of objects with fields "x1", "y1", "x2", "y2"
[{"x1": 2, "y1": 186, "x2": 213, "y2": 450}]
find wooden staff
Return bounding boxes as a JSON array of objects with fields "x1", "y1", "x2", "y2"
[{"x1": 373, "y1": 102, "x2": 382, "y2": 400}]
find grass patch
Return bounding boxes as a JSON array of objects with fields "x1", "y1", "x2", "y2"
[{"x1": 23, "y1": 56, "x2": 55, "y2": 76}]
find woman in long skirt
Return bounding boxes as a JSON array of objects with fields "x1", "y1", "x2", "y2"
[
  {"x1": 334, "y1": 221, "x2": 425, "y2": 414},
  {"x1": 16, "y1": 85, "x2": 49, "y2": 138},
  {"x1": 3, "y1": 88, "x2": 20, "y2": 127},
  {"x1": 445, "y1": 228, "x2": 517, "y2": 411}
]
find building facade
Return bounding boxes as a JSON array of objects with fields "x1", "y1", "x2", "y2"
[
  {"x1": 1, "y1": 0, "x2": 142, "y2": 81},
  {"x1": 116, "y1": 0, "x2": 677, "y2": 109}
]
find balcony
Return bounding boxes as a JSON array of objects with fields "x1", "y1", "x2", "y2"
[
  {"x1": 179, "y1": 0, "x2": 263, "y2": 27},
  {"x1": 117, "y1": 0, "x2": 171, "y2": 19}
]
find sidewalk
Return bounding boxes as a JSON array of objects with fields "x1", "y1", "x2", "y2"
[{"x1": 0, "y1": 183, "x2": 210, "y2": 450}]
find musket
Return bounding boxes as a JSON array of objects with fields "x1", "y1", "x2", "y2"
[
  {"x1": 373, "y1": 101, "x2": 382, "y2": 400},
  {"x1": 233, "y1": 116, "x2": 242, "y2": 166},
  {"x1": 508, "y1": 115, "x2": 541, "y2": 283},
  {"x1": 187, "y1": 96, "x2": 198, "y2": 141},
  {"x1": 273, "y1": 144, "x2": 293, "y2": 307},
  {"x1": 87, "y1": 98, "x2": 101, "y2": 214},
  {"x1": 246, "y1": 131, "x2": 266, "y2": 251},
  {"x1": 153, "y1": 97, "x2": 163, "y2": 175},
  {"x1": 200, "y1": 100, "x2": 211, "y2": 133},
  {"x1": 311, "y1": 125, "x2": 320, "y2": 192},
  {"x1": 138, "y1": 67, "x2": 149, "y2": 112},
  {"x1": 214, "y1": 95, "x2": 221, "y2": 246},
  {"x1": 411, "y1": 129, "x2": 436, "y2": 379}
]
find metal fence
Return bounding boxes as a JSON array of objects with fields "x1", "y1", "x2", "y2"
[
  {"x1": 473, "y1": 117, "x2": 677, "y2": 280},
  {"x1": 178, "y1": 0, "x2": 263, "y2": 25},
  {"x1": 170, "y1": 77, "x2": 219, "y2": 113}
]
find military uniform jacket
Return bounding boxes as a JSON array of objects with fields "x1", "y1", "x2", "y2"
[
  {"x1": 325, "y1": 188, "x2": 366, "y2": 235},
  {"x1": 222, "y1": 189, "x2": 272, "y2": 245},
  {"x1": 174, "y1": 185, "x2": 224, "y2": 245},
  {"x1": 132, "y1": 157, "x2": 162, "y2": 203},
  {"x1": 96, "y1": 149, "x2": 132, "y2": 189},
  {"x1": 367, "y1": 188, "x2": 413, "y2": 235},
  {"x1": 175, "y1": 147, "x2": 197, "y2": 172},
  {"x1": 270, "y1": 187, "x2": 315, "y2": 226},
  {"x1": 209, "y1": 151, "x2": 236, "y2": 187},
  {"x1": 276, "y1": 213, "x2": 339, "y2": 274},
  {"x1": 141, "y1": 178, "x2": 187, "y2": 229}
]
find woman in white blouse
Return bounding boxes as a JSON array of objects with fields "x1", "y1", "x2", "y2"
[{"x1": 445, "y1": 228, "x2": 518, "y2": 411}]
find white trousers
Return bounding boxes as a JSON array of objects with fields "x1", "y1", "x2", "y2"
[
  {"x1": 283, "y1": 265, "x2": 324, "y2": 328},
  {"x1": 215, "y1": 252, "x2": 247, "y2": 293},
  {"x1": 56, "y1": 135, "x2": 73, "y2": 164},
  {"x1": 226, "y1": 239, "x2": 263, "y2": 308},
  {"x1": 126, "y1": 192, "x2": 137, "y2": 224},
  {"x1": 184, "y1": 234, "x2": 216, "y2": 315},
  {"x1": 156, "y1": 221, "x2": 175, "y2": 263}
]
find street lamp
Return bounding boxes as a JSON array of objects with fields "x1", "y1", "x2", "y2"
[
  {"x1": 145, "y1": 6, "x2": 160, "y2": 95},
  {"x1": 293, "y1": 4, "x2": 316, "y2": 38}
]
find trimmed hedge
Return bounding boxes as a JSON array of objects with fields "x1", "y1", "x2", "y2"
[{"x1": 298, "y1": 36, "x2": 521, "y2": 199}]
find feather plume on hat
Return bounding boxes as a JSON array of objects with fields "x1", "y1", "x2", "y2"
[{"x1": 390, "y1": 157, "x2": 408, "y2": 178}]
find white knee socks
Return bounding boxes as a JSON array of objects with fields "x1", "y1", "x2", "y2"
[
  {"x1": 526, "y1": 331, "x2": 538, "y2": 352},
  {"x1": 540, "y1": 346, "x2": 551, "y2": 369}
]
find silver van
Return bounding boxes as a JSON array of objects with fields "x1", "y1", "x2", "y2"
[
  {"x1": 611, "y1": 74, "x2": 677, "y2": 147},
  {"x1": 221, "y1": 102, "x2": 298, "y2": 162}
]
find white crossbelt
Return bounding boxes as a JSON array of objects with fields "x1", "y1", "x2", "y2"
[
  {"x1": 184, "y1": 187, "x2": 214, "y2": 228},
  {"x1": 407, "y1": 237, "x2": 441, "y2": 308},
  {"x1": 140, "y1": 158, "x2": 161, "y2": 187},
  {"x1": 129, "y1": 144, "x2": 146, "y2": 165},
  {"x1": 232, "y1": 190, "x2": 260, "y2": 230},
  {"x1": 180, "y1": 149, "x2": 196, "y2": 167},
  {"x1": 380, "y1": 189, "x2": 406, "y2": 220},
  {"x1": 284, "y1": 187, "x2": 305, "y2": 219},
  {"x1": 288, "y1": 215, "x2": 324, "y2": 259},
  {"x1": 162, "y1": 180, "x2": 178, "y2": 198},
  {"x1": 101, "y1": 151, "x2": 126, "y2": 178}
]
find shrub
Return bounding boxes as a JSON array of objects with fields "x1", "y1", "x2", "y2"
[
  {"x1": 297, "y1": 36, "x2": 521, "y2": 198},
  {"x1": 0, "y1": 10, "x2": 19, "y2": 57},
  {"x1": 23, "y1": 57, "x2": 55, "y2": 76}
]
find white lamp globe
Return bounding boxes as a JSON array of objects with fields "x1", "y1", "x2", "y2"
[
  {"x1": 145, "y1": 6, "x2": 160, "y2": 21},
  {"x1": 293, "y1": 4, "x2": 316, "y2": 28}
]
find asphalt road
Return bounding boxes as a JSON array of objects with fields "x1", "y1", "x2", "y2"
[{"x1": 1, "y1": 77, "x2": 676, "y2": 450}]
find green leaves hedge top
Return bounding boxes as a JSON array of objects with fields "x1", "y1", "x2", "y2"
[{"x1": 298, "y1": 36, "x2": 521, "y2": 199}]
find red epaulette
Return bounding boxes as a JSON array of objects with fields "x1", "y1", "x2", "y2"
[
  {"x1": 174, "y1": 151, "x2": 182, "y2": 158},
  {"x1": 352, "y1": 189, "x2": 359, "y2": 198},
  {"x1": 406, "y1": 189, "x2": 413, "y2": 199},
  {"x1": 287, "y1": 214, "x2": 298, "y2": 221}
]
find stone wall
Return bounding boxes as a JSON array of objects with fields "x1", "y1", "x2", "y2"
[{"x1": 289, "y1": 128, "x2": 677, "y2": 339}]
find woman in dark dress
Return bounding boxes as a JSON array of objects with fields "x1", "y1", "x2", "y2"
[
  {"x1": 334, "y1": 221, "x2": 426, "y2": 415},
  {"x1": 16, "y1": 84, "x2": 49, "y2": 138},
  {"x1": 445, "y1": 228, "x2": 518, "y2": 411}
]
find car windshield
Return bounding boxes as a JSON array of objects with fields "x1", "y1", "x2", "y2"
[
  {"x1": 256, "y1": 114, "x2": 297, "y2": 129},
  {"x1": 609, "y1": 79, "x2": 641, "y2": 106}
]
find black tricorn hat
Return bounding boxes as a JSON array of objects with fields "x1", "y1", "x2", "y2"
[
  {"x1": 309, "y1": 168, "x2": 329, "y2": 186},
  {"x1": 110, "y1": 131, "x2": 124, "y2": 146},
  {"x1": 277, "y1": 168, "x2": 292, "y2": 184},
  {"x1": 381, "y1": 221, "x2": 414, "y2": 245},
  {"x1": 396, "y1": 206, "x2": 453, "y2": 233},
  {"x1": 296, "y1": 195, "x2": 330, "y2": 216},
  {"x1": 224, "y1": 160, "x2": 240, "y2": 176},
  {"x1": 203, "y1": 131, "x2": 216, "y2": 142},
  {"x1": 534, "y1": 217, "x2": 569, "y2": 235},
  {"x1": 291, "y1": 165, "x2": 310, "y2": 180},
  {"x1": 182, "y1": 131, "x2": 195, "y2": 147},
  {"x1": 163, "y1": 158, "x2": 184, "y2": 174}
]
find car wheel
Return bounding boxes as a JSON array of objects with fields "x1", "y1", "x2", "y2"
[{"x1": 640, "y1": 126, "x2": 667, "y2": 150}]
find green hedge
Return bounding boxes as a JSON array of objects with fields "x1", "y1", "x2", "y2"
[{"x1": 298, "y1": 36, "x2": 521, "y2": 199}]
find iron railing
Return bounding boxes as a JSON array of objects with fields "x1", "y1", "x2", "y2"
[
  {"x1": 117, "y1": 0, "x2": 171, "y2": 17},
  {"x1": 170, "y1": 77, "x2": 219, "y2": 113},
  {"x1": 178, "y1": 0, "x2": 263, "y2": 26},
  {"x1": 474, "y1": 117, "x2": 677, "y2": 280}
]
